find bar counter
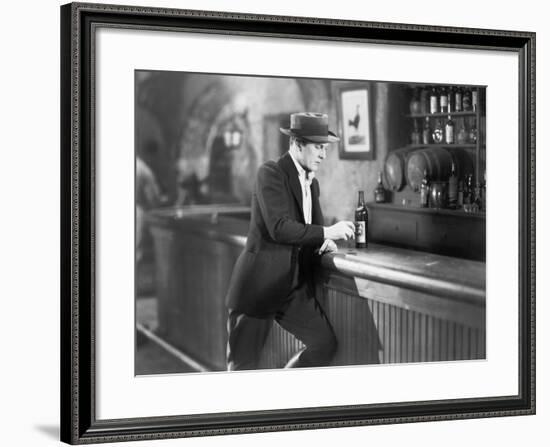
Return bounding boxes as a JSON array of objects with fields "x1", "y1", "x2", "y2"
[
  {"x1": 148, "y1": 207, "x2": 486, "y2": 371},
  {"x1": 322, "y1": 244, "x2": 484, "y2": 305}
]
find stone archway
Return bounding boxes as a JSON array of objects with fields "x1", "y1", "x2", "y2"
[{"x1": 174, "y1": 75, "x2": 333, "y2": 205}]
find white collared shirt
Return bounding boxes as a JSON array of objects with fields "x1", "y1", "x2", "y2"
[{"x1": 289, "y1": 152, "x2": 314, "y2": 224}]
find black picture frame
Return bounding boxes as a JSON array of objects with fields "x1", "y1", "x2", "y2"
[
  {"x1": 333, "y1": 81, "x2": 376, "y2": 160},
  {"x1": 60, "y1": 2, "x2": 536, "y2": 444}
]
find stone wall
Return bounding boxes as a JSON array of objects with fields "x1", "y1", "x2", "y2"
[{"x1": 136, "y1": 71, "x2": 409, "y2": 222}]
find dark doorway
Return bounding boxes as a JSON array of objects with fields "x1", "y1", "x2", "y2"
[{"x1": 263, "y1": 113, "x2": 292, "y2": 162}]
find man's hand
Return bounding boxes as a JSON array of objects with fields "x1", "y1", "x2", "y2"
[
  {"x1": 324, "y1": 221, "x2": 355, "y2": 241},
  {"x1": 318, "y1": 239, "x2": 338, "y2": 255}
]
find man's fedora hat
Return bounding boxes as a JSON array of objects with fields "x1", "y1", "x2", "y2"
[{"x1": 280, "y1": 112, "x2": 340, "y2": 143}]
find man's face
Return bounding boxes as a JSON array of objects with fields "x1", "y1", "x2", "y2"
[{"x1": 296, "y1": 141, "x2": 328, "y2": 172}]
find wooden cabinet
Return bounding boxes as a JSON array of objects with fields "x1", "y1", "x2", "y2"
[
  {"x1": 367, "y1": 203, "x2": 485, "y2": 261},
  {"x1": 371, "y1": 210, "x2": 417, "y2": 245}
]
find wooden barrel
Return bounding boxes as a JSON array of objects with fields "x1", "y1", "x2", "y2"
[
  {"x1": 406, "y1": 147, "x2": 473, "y2": 191},
  {"x1": 384, "y1": 147, "x2": 416, "y2": 192}
]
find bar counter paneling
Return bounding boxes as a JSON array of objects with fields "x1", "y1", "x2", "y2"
[
  {"x1": 148, "y1": 206, "x2": 248, "y2": 371},
  {"x1": 147, "y1": 206, "x2": 485, "y2": 372}
]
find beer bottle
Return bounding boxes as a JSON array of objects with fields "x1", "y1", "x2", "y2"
[{"x1": 355, "y1": 191, "x2": 368, "y2": 248}]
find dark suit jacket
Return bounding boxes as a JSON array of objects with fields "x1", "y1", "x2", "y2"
[{"x1": 225, "y1": 152, "x2": 326, "y2": 317}]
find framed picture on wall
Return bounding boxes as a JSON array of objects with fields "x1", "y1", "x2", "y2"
[
  {"x1": 334, "y1": 82, "x2": 375, "y2": 160},
  {"x1": 60, "y1": 2, "x2": 535, "y2": 445}
]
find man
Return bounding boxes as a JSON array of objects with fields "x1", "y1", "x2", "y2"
[
  {"x1": 225, "y1": 112, "x2": 355, "y2": 371},
  {"x1": 136, "y1": 155, "x2": 162, "y2": 265}
]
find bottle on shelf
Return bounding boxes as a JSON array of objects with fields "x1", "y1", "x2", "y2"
[
  {"x1": 472, "y1": 88, "x2": 479, "y2": 112},
  {"x1": 445, "y1": 115, "x2": 455, "y2": 144},
  {"x1": 355, "y1": 191, "x2": 368, "y2": 248},
  {"x1": 420, "y1": 169, "x2": 430, "y2": 208},
  {"x1": 457, "y1": 179, "x2": 464, "y2": 208},
  {"x1": 457, "y1": 120, "x2": 468, "y2": 144},
  {"x1": 432, "y1": 119, "x2": 444, "y2": 143},
  {"x1": 447, "y1": 87, "x2": 454, "y2": 113},
  {"x1": 469, "y1": 121, "x2": 478, "y2": 143},
  {"x1": 429, "y1": 181, "x2": 447, "y2": 209},
  {"x1": 464, "y1": 173, "x2": 474, "y2": 205},
  {"x1": 474, "y1": 182, "x2": 482, "y2": 211},
  {"x1": 411, "y1": 119, "x2": 421, "y2": 145},
  {"x1": 439, "y1": 87, "x2": 448, "y2": 114},
  {"x1": 420, "y1": 86, "x2": 430, "y2": 114},
  {"x1": 448, "y1": 162, "x2": 458, "y2": 208},
  {"x1": 422, "y1": 116, "x2": 431, "y2": 145},
  {"x1": 462, "y1": 88, "x2": 472, "y2": 112},
  {"x1": 409, "y1": 87, "x2": 421, "y2": 115},
  {"x1": 374, "y1": 171, "x2": 386, "y2": 203},
  {"x1": 455, "y1": 87, "x2": 463, "y2": 112},
  {"x1": 429, "y1": 86, "x2": 439, "y2": 114}
]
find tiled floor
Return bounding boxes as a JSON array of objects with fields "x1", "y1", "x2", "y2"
[
  {"x1": 135, "y1": 296, "x2": 196, "y2": 375},
  {"x1": 136, "y1": 296, "x2": 158, "y2": 330}
]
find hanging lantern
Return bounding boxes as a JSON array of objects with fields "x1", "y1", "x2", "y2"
[{"x1": 223, "y1": 123, "x2": 242, "y2": 149}]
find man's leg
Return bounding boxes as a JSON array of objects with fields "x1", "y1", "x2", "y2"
[
  {"x1": 226, "y1": 309, "x2": 273, "y2": 371},
  {"x1": 276, "y1": 288, "x2": 337, "y2": 368}
]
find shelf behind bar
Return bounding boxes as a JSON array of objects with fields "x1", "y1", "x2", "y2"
[
  {"x1": 405, "y1": 143, "x2": 477, "y2": 149},
  {"x1": 366, "y1": 202, "x2": 486, "y2": 219},
  {"x1": 406, "y1": 111, "x2": 478, "y2": 118}
]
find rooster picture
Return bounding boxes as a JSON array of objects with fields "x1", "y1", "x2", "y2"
[
  {"x1": 348, "y1": 104, "x2": 360, "y2": 131},
  {"x1": 347, "y1": 103, "x2": 365, "y2": 145}
]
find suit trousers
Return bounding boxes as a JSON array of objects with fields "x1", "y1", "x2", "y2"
[{"x1": 226, "y1": 286, "x2": 337, "y2": 371}]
